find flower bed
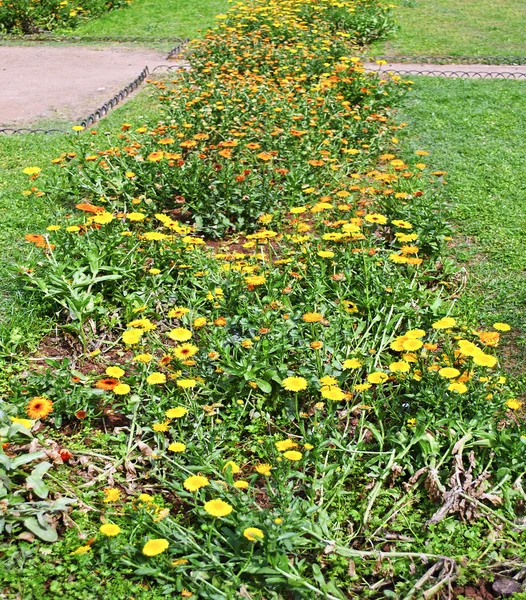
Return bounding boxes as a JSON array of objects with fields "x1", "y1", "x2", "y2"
[
  {"x1": 4, "y1": 0, "x2": 525, "y2": 596},
  {"x1": 0, "y1": 0, "x2": 131, "y2": 34}
]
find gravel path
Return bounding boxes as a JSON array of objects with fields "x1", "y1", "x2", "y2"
[
  {"x1": 2, "y1": 46, "x2": 526, "y2": 128},
  {"x1": 0, "y1": 45, "x2": 165, "y2": 126}
]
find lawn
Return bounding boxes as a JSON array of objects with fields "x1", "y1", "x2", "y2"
[
  {"x1": 72, "y1": 0, "x2": 229, "y2": 40},
  {"x1": 397, "y1": 77, "x2": 526, "y2": 377},
  {"x1": 370, "y1": 0, "x2": 526, "y2": 57}
]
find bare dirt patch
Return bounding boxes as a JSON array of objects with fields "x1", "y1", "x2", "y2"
[{"x1": 0, "y1": 45, "x2": 166, "y2": 126}]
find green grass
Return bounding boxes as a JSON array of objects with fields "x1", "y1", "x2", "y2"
[
  {"x1": 398, "y1": 77, "x2": 526, "y2": 375},
  {"x1": 370, "y1": 0, "x2": 526, "y2": 57},
  {"x1": 70, "y1": 0, "x2": 229, "y2": 40},
  {"x1": 0, "y1": 85, "x2": 166, "y2": 354}
]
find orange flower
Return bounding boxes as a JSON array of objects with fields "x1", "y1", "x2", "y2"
[
  {"x1": 95, "y1": 378, "x2": 120, "y2": 390},
  {"x1": 75, "y1": 203, "x2": 105, "y2": 214},
  {"x1": 26, "y1": 397, "x2": 53, "y2": 420},
  {"x1": 24, "y1": 234, "x2": 47, "y2": 248}
]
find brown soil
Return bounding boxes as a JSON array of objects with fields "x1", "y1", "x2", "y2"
[{"x1": 0, "y1": 45, "x2": 166, "y2": 126}]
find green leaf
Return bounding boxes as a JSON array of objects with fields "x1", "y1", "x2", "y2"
[
  {"x1": 11, "y1": 451, "x2": 46, "y2": 470},
  {"x1": 26, "y1": 461, "x2": 52, "y2": 499},
  {"x1": 254, "y1": 379, "x2": 272, "y2": 393},
  {"x1": 23, "y1": 516, "x2": 57, "y2": 542}
]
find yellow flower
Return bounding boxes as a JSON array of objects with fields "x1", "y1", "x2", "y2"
[
  {"x1": 233, "y1": 480, "x2": 249, "y2": 489},
  {"x1": 432, "y1": 317, "x2": 456, "y2": 329},
  {"x1": 193, "y1": 317, "x2": 207, "y2": 328},
  {"x1": 126, "y1": 212, "x2": 146, "y2": 221},
  {"x1": 457, "y1": 340, "x2": 481, "y2": 357},
  {"x1": 72, "y1": 125, "x2": 85, "y2": 132},
  {"x1": 92, "y1": 212, "x2": 114, "y2": 225},
  {"x1": 343, "y1": 358, "x2": 362, "y2": 369},
  {"x1": 319, "y1": 376, "x2": 338, "y2": 387},
  {"x1": 134, "y1": 353, "x2": 153, "y2": 363},
  {"x1": 177, "y1": 379, "x2": 197, "y2": 388},
  {"x1": 367, "y1": 372, "x2": 388, "y2": 384},
  {"x1": 173, "y1": 343, "x2": 199, "y2": 360},
  {"x1": 106, "y1": 366, "x2": 125, "y2": 378},
  {"x1": 506, "y1": 398, "x2": 523, "y2": 410},
  {"x1": 389, "y1": 361, "x2": 410, "y2": 373},
  {"x1": 354, "y1": 383, "x2": 372, "y2": 392},
  {"x1": 167, "y1": 328, "x2": 192, "y2": 342},
  {"x1": 243, "y1": 527, "x2": 264, "y2": 542},
  {"x1": 448, "y1": 382, "x2": 468, "y2": 394},
  {"x1": 184, "y1": 475, "x2": 209, "y2": 492},
  {"x1": 9, "y1": 417, "x2": 34, "y2": 429},
  {"x1": 122, "y1": 329, "x2": 144, "y2": 345},
  {"x1": 128, "y1": 318, "x2": 156, "y2": 331},
  {"x1": 438, "y1": 367, "x2": 461, "y2": 379},
  {"x1": 275, "y1": 439, "x2": 298, "y2": 452},
  {"x1": 402, "y1": 338, "x2": 423, "y2": 351},
  {"x1": 302, "y1": 312, "x2": 323, "y2": 323},
  {"x1": 223, "y1": 461, "x2": 241, "y2": 474},
  {"x1": 472, "y1": 353, "x2": 497, "y2": 368},
  {"x1": 103, "y1": 488, "x2": 121, "y2": 503},
  {"x1": 166, "y1": 407, "x2": 188, "y2": 419},
  {"x1": 245, "y1": 275, "x2": 266, "y2": 286},
  {"x1": 318, "y1": 250, "x2": 335, "y2": 258},
  {"x1": 364, "y1": 213, "x2": 387, "y2": 225},
  {"x1": 153, "y1": 421, "x2": 170, "y2": 433},
  {"x1": 304, "y1": 443, "x2": 314, "y2": 450},
  {"x1": 493, "y1": 322, "x2": 511, "y2": 332},
  {"x1": 405, "y1": 329, "x2": 425, "y2": 338},
  {"x1": 283, "y1": 450, "x2": 302, "y2": 461},
  {"x1": 143, "y1": 232, "x2": 168, "y2": 241},
  {"x1": 66, "y1": 225, "x2": 81, "y2": 233},
  {"x1": 204, "y1": 499, "x2": 233, "y2": 517},
  {"x1": 255, "y1": 464, "x2": 272, "y2": 476},
  {"x1": 138, "y1": 494, "x2": 153, "y2": 503},
  {"x1": 281, "y1": 376, "x2": 308, "y2": 392},
  {"x1": 142, "y1": 539, "x2": 169, "y2": 556},
  {"x1": 168, "y1": 306, "x2": 190, "y2": 318},
  {"x1": 70, "y1": 545, "x2": 92, "y2": 555},
  {"x1": 99, "y1": 523, "x2": 121, "y2": 536},
  {"x1": 321, "y1": 386, "x2": 345, "y2": 401},
  {"x1": 113, "y1": 383, "x2": 131, "y2": 395},
  {"x1": 168, "y1": 442, "x2": 186, "y2": 453},
  {"x1": 23, "y1": 167, "x2": 41, "y2": 175},
  {"x1": 147, "y1": 372, "x2": 167, "y2": 385}
]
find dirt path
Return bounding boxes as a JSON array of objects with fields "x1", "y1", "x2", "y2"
[
  {"x1": 0, "y1": 45, "x2": 166, "y2": 126},
  {"x1": 363, "y1": 62, "x2": 526, "y2": 78}
]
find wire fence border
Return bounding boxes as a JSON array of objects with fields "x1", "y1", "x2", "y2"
[
  {"x1": 0, "y1": 34, "x2": 187, "y2": 44},
  {"x1": 375, "y1": 69, "x2": 526, "y2": 79},
  {"x1": 2, "y1": 58, "x2": 526, "y2": 135},
  {"x1": 373, "y1": 55, "x2": 526, "y2": 66}
]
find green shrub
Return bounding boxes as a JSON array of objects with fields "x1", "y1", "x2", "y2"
[{"x1": 0, "y1": 0, "x2": 131, "y2": 34}]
